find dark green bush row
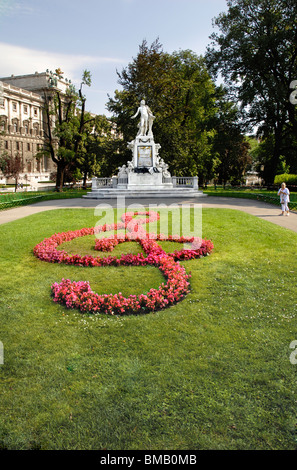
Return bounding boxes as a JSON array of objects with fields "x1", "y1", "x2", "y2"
[
  {"x1": 0, "y1": 189, "x2": 88, "y2": 210},
  {"x1": 0, "y1": 195, "x2": 46, "y2": 209},
  {"x1": 274, "y1": 174, "x2": 297, "y2": 185},
  {"x1": 255, "y1": 194, "x2": 297, "y2": 210}
]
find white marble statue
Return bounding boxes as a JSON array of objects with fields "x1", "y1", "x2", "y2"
[
  {"x1": 131, "y1": 100, "x2": 155, "y2": 136},
  {"x1": 156, "y1": 156, "x2": 171, "y2": 178},
  {"x1": 118, "y1": 164, "x2": 128, "y2": 177}
]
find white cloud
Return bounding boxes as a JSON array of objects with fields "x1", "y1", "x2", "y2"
[
  {"x1": 0, "y1": 42, "x2": 125, "y2": 86},
  {"x1": 0, "y1": 0, "x2": 38, "y2": 17}
]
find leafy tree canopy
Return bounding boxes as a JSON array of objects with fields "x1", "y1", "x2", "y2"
[
  {"x1": 107, "y1": 39, "x2": 219, "y2": 180},
  {"x1": 206, "y1": 0, "x2": 297, "y2": 183},
  {"x1": 42, "y1": 69, "x2": 94, "y2": 191}
]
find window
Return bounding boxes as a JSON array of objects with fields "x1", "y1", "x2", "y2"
[
  {"x1": 12, "y1": 119, "x2": 19, "y2": 133},
  {"x1": 27, "y1": 143, "x2": 30, "y2": 151},
  {"x1": 16, "y1": 141, "x2": 20, "y2": 150},
  {"x1": 34, "y1": 124, "x2": 39, "y2": 136},
  {"x1": 23, "y1": 105, "x2": 28, "y2": 114},
  {"x1": 33, "y1": 108, "x2": 38, "y2": 117},
  {"x1": 12, "y1": 102, "x2": 17, "y2": 112},
  {"x1": 5, "y1": 141, "x2": 8, "y2": 149},
  {"x1": 0, "y1": 98, "x2": 4, "y2": 108},
  {"x1": 44, "y1": 156, "x2": 48, "y2": 171}
]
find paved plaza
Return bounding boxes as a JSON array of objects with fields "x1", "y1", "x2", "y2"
[{"x1": 0, "y1": 196, "x2": 296, "y2": 233}]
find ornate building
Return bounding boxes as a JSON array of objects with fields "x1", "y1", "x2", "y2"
[{"x1": 0, "y1": 71, "x2": 72, "y2": 186}]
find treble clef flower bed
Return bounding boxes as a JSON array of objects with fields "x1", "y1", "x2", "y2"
[{"x1": 33, "y1": 211, "x2": 214, "y2": 315}]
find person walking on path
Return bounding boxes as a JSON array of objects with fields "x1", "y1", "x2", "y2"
[{"x1": 278, "y1": 182, "x2": 290, "y2": 216}]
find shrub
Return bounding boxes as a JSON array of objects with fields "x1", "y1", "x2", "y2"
[{"x1": 274, "y1": 174, "x2": 297, "y2": 186}]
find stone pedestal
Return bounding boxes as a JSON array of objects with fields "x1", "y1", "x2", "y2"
[
  {"x1": 127, "y1": 171, "x2": 173, "y2": 190},
  {"x1": 124, "y1": 135, "x2": 173, "y2": 190},
  {"x1": 129, "y1": 135, "x2": 157, "y2": 168}
]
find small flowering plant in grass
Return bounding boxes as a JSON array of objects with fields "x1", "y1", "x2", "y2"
[{"x1": 33, "y1": 211, "x2": 214, "y2": 315}]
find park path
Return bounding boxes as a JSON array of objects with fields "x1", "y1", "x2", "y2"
[{"x1": 0, "y1": 195, "x2": 296, "y2": 233}]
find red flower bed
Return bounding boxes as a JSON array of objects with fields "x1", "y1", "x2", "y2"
[{"x1": 34, "y1": 211, "x2": 214, "y2": 315}]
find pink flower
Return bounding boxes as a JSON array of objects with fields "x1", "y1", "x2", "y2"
[{"x1": 34, "y1": 211, "x2": 214, "y2": 315}]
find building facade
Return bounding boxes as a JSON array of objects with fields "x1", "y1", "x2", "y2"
[{"x1": 0, "y1": 72, "x2": 72, "y2": 187}]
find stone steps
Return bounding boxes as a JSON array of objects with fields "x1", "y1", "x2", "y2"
[{"x1": 83, "y1": 188, "x2": 206, "y2": 199}]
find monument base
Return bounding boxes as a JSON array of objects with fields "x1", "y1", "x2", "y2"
[
  {"x1": 83, "y1": 190, "x2": 205, "y2": 199},
  {"x1": 83, "y1": 185, "x2": 206, "y2": 199},
  {"x1": 125, "y1": 171, "x2": 173, "y2": 190}
]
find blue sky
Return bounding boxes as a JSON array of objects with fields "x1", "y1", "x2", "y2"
[{"x1": 0, "y1": 0, "x2": 227, "y2": 115}]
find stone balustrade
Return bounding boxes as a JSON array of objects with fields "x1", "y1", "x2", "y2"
[{"x1": 92, "y1": 175, "x2": 199, "y2": 190}]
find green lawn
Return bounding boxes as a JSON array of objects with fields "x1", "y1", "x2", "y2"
[{"x1": 0, "y1": 207, "x2": 296, "y2": 450}]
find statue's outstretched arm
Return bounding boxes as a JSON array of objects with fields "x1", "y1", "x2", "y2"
[{"x1": 131, "y1": 107, "x2": 140, "y2": 119}]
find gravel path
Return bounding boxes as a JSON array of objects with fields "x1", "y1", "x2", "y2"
[{"x1": 0, "y1": 196, "x2": 296, "y2": 233}]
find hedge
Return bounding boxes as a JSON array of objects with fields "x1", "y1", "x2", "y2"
[
  {"x1": 0, "y1": 189, "x2": 88, "y2": 211},
  {"x1": 274, "y1": 174, "x2": 297, "y2": 185}
]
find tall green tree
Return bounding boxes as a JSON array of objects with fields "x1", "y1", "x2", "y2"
[
  {"x1": 75, "y1": 115, "x2": 122, "y2": 186},
  {"x1": 42, "y1": 69, "x2": 94, "y2": 191},
  {"x1": 206, "y1": 0, "x2": 297, "y2": 184},
  {"x1": 107, "y1": 39, "x2": 218, "y2": 181},
  {"x1": 211, "y1": 88, "x2": 252, "y2": 186}
]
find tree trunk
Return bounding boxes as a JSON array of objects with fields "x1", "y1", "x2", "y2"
[
  {"x1": 265, "y1": 127, "x2": 283, "y2": 185},
  {"x1": 82, "y1": 170, "x2": 88, "y2": 190},
  {"x1": 55, "y1": 163, "x2": 66, "y2": 192}
]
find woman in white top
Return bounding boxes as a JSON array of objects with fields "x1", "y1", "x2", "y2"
[{"x1": 277, "y1": 182, "x2": 290, "y2": 216}]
